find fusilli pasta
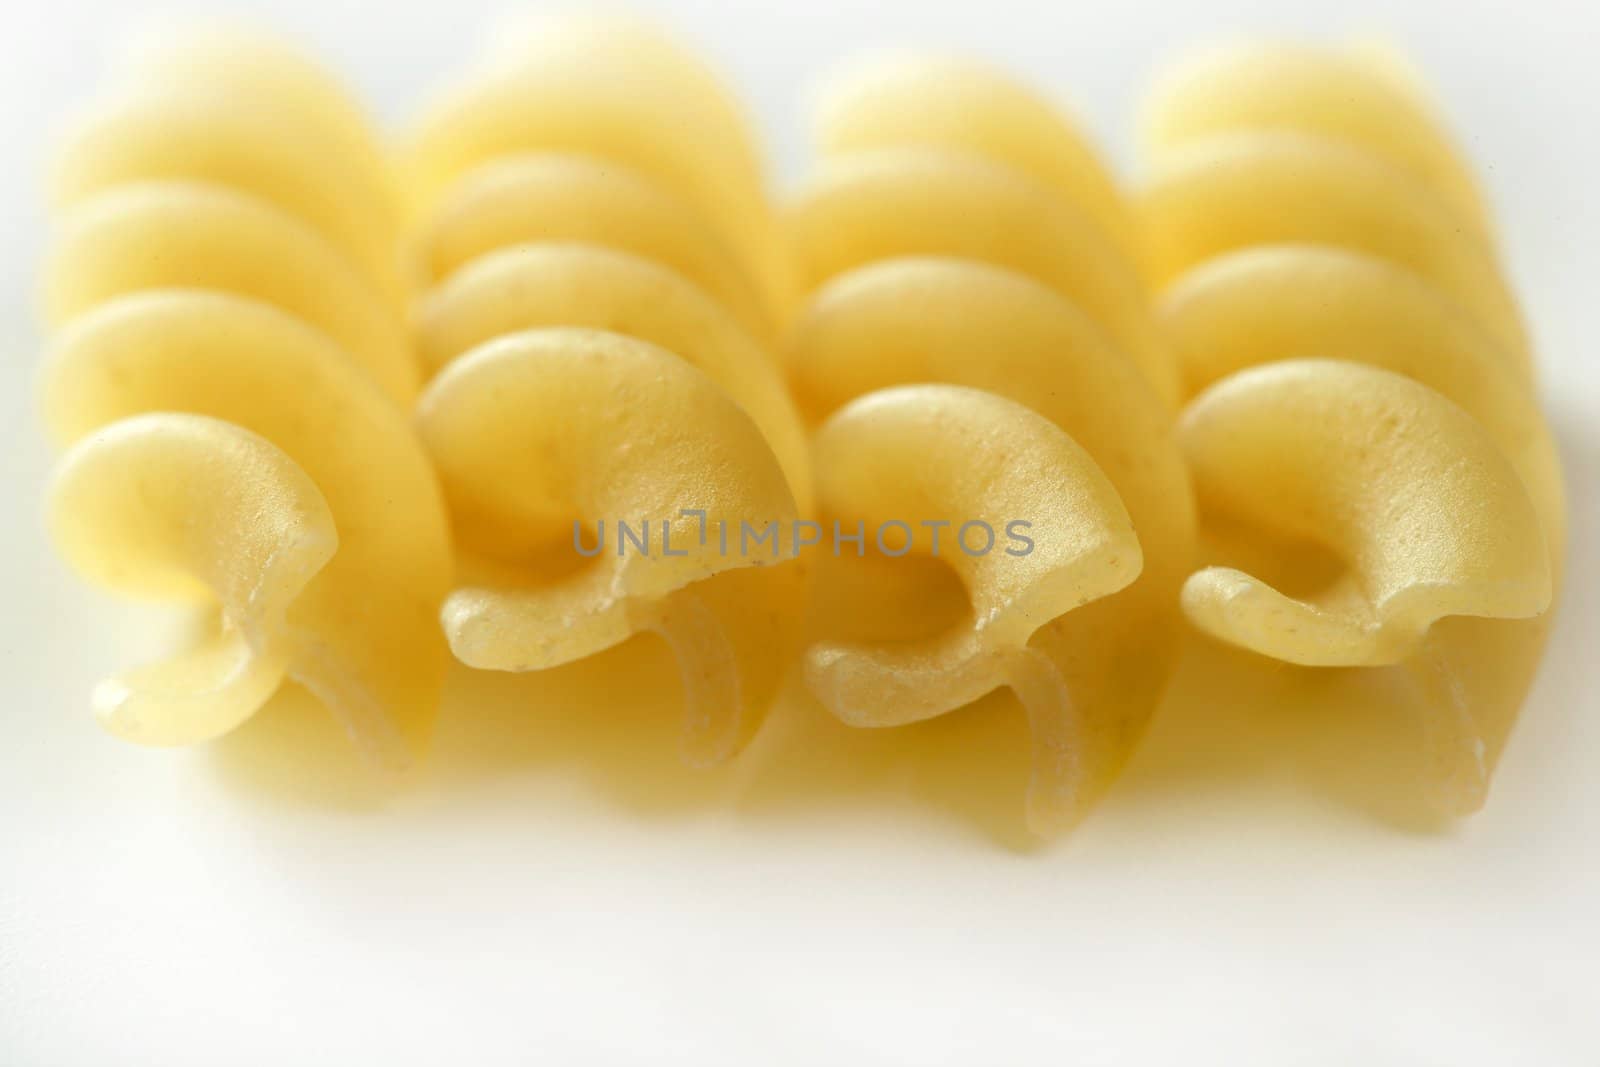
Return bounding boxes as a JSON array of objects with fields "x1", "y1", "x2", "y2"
[
  {"x1": 787, "y1": 57, "x2": 1196, "y2": 833},
  {"x1": 1139, "y1": 42, "x2": 1565, "y2": 812},
  {"x1": 41, "y1": 31, "x2": 452, "y2": 760},
  {"x1": 403, "y1": 17, "x2": 809, "y2": 765}
]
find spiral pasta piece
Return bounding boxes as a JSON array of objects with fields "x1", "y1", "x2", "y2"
[
  {"x1": 40, "y1": 33, "x2": 451, "y2": 759},
  {"x1": 405, "y1": 19, "x2": 809, "y2": 765},
  {"x1": 787, "y1": 60, "x2": 1196, "y2": 834},
  {"x1": 1139, "y1": 43, "x2": 1565, "y2": 813},
  {"x1": 789, "y1": 57, "x2": 1180, "y2": 410}
]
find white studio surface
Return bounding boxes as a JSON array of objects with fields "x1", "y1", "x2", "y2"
[{"x1": 2, "y1": 1, "x2": 1597, "y2": 1063}]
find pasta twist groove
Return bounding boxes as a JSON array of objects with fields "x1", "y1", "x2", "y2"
[
  {"x1": 40, "y1": 32, "x2": 452, "y2": 759},
  {"x1": 405, "y1": 17, "x2": 810, "y2": 765},
  {"x1": 1139, "y1": 42, "x2": 1565, "y2": 812},
  {"x1": 787, "y1": 57, "x2": 1196, "y2": 833}
]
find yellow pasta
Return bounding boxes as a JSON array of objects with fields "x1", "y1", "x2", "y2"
[
  {"x1": 55, "y1": 30, "x2": 404, "y2": 311},
  {"x1": 34, "y1": 24, "x2": 1567, "y2": 831},
  {"x1": 40, "y1": 32, "x2": 451, "y2": 760},
  {"x1": 814, "y1": 54, "x2": 1143, "y2": 275},
  {"x1": 1142, "y1": 41, "x2": 1491, "y2": 239},
  {"x1": 790, "y1": 56, "x2": 1180, "y2": 410},
  {"x1": 1139, "y1": 43, "x2": 1565, "y2": 813},
  {"x1": 405, "y1": 17, "x2": 808, "y2": 765},
  {"x1": 405, "y1": 13, "x2": 789, "y2": 326},
  {"x1": 787, "y1": 59, "x2": 1196, "y2": 833}
]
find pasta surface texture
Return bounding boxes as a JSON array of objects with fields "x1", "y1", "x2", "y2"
[
  {"x1": 41, "y1": 31, "x2": 452, "y2": 759},
  {"x1": 1140, "y1": 42, "x2": 1565, "y2": 812},
  {"x1": 788, "y1": 57, "x2": 1196, "y2": 834},
  {"x1": 405, "y1": 16, "x2": 809, "y2": 765}
]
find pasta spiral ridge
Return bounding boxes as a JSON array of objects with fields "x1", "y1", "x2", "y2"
[
  {"x1": 40, "y1": 31, "x2": 452, "y2": 760},
  {"x1": 787, "y1": 57, "x2": 1197, "y2": 834},
  {"x1": 1139, "y1": 42, "x2": 1565, "y2": 813},
  {"x1": 789, "y1": 54, "x2": 1180, "y2": 411},
  {"x1": 405, "y1": 17, "x2": 811, "y2": 766}
]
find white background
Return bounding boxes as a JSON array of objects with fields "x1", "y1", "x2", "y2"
[{"x1": 3, "y1": 1, "x2": 1598, "y2": 1063}]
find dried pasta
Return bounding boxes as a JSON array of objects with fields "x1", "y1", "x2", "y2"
[
  {"x1": 1139, "y1": 42, "x2": 1565, "y2": 812},
  {"x1": 35, "y1": 24, "x2": 1567, "y2": 827},
  {"x1": 787, "y1": 58, "x2": 1196, "y2": 833},
  {"x1": 790, "y1": 55, "x2": 1180, "y2": 410},
  {"x1": 404, "y1": 17, "x2": 809, "y2": 764},
  {"x1": 40, "y1": 32, "x2": 451, "y2": 759}
]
